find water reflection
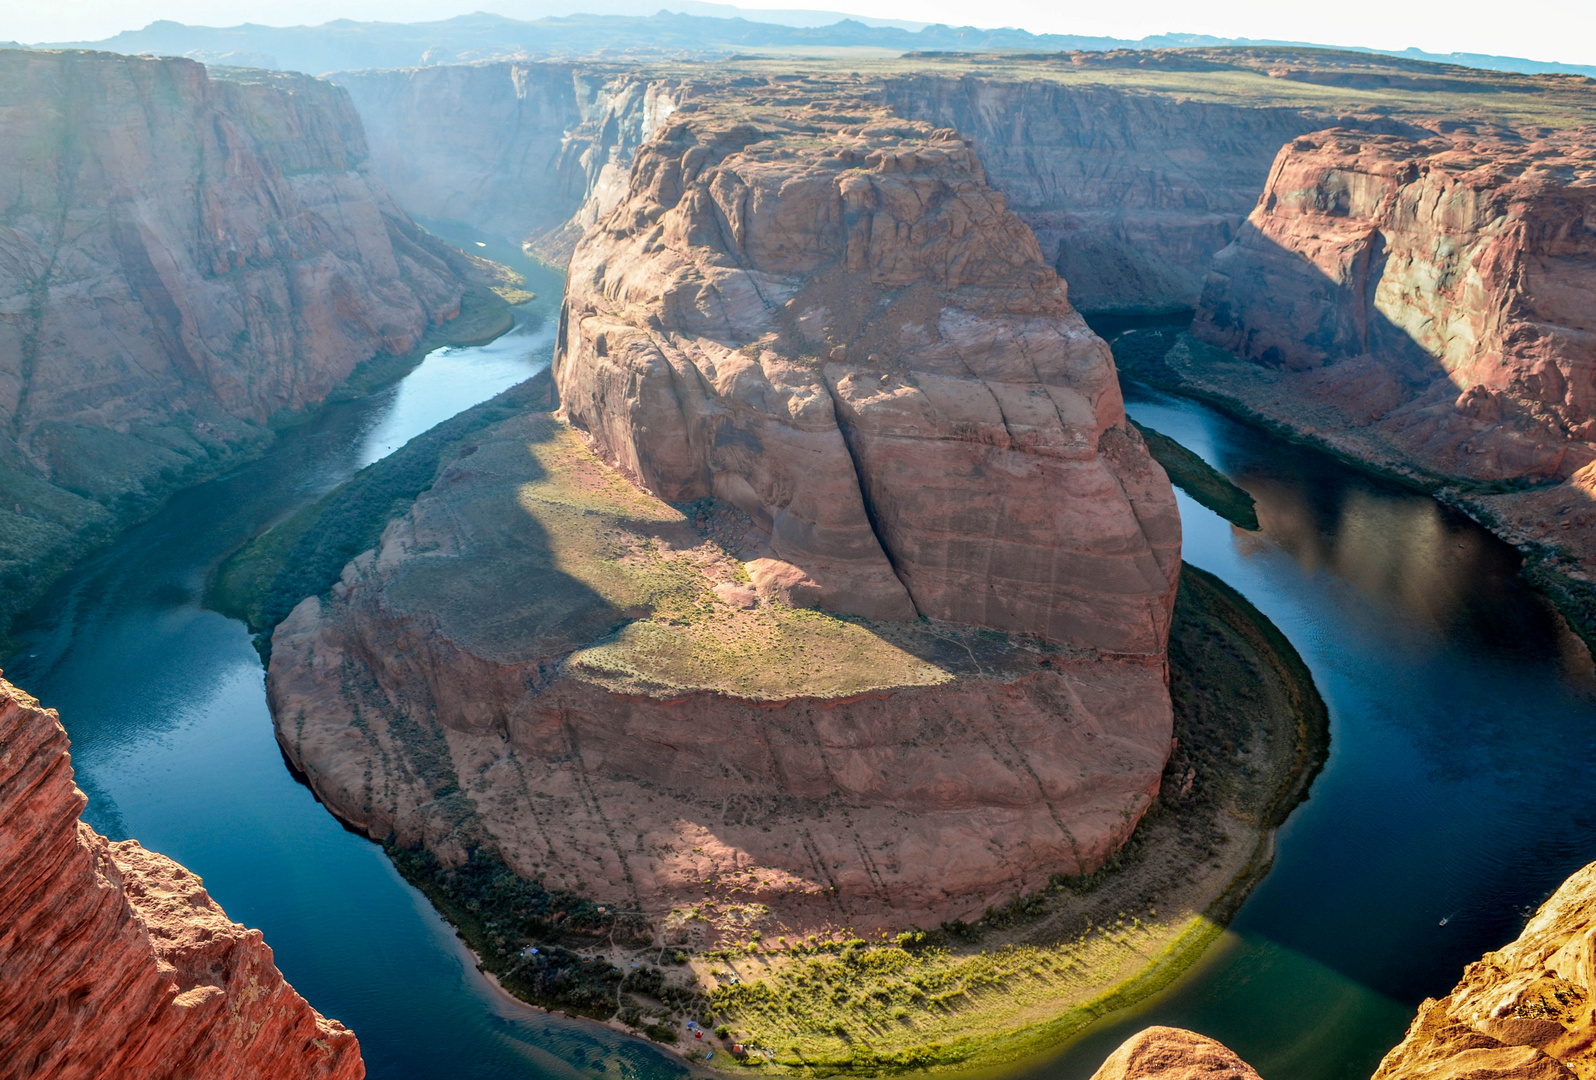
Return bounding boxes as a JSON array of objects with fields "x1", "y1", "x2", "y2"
[{"x1": 1015, "y1": 385, "x2": 1596, "y2": 1080}]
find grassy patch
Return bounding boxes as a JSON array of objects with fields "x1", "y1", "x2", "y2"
[
  {"x1": 687, "y1": 563, "x2": 1329, "y2": 1074},
  {"x1": 1132, "y1": 420, "x2": 1259, "y2": 530}
]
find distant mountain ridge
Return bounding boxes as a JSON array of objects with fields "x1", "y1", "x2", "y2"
[{"x1": 23, "y1": 9, "x2": 1596, "y2": 79}]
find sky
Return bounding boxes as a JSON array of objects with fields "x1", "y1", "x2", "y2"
[{"x1": 5, "y1": 0, "x2": 1595, "y2": 68}]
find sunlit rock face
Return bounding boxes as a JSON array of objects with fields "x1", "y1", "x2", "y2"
[
  {"x1": 557, "y1": 100, "x2": 1181, "y2": 647},
  {"x1": 1194, "y1": 128, "x2": 1596, "y2": 485},
  {"x1": 266, "y1": 89, "x2": 1181, "y2": 941},
  {"x1": 0, "y1": 675, "x2": 365, "y2": 1080}
]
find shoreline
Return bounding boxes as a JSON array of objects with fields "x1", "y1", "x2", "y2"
[
  {"x1": 1114, "y1": 331, "x2": 1596, "y2": 651},
  {"x1": 375, "y1": 563, "x2": 1329, "y2": 1077},
  {"x1": 0, "y1": 282, "x2": 517, "y2": 654}
]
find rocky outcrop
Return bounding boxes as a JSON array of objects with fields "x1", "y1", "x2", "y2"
[
  {"x1": 557, "y1": 100, "x2": 1180, "y2": 646},
  {"x1": 0, "y1": 673, "x2": 364, "y2": 1080},
  {"x1": 1370, "y1": 859, "x2": 1596, "y2": 1080},
  {"x1": 264, "y1": 91, "x2": 1180, "y2": 940},
  {"x1": 1087, "y1": 1026, "x2": 1263, "y2": 1080},
  {"x1": 333, "y1": 62, "x2": 682, "y2": 262},
  {"x1": 1193, "y1": 129, "x2": 1596, "y2": 485},
  {"x1": 0, "y1": 49, "x2": 471, "y2": 623}
]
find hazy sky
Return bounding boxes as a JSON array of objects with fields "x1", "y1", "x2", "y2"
[{"x1": 6, "y1": 0, "x2": 1595, "y2": 67}]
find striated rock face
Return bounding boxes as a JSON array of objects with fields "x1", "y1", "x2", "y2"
[
  {"x1": 880, "y1": 76, "x2": 1335, "y2": 313},
  {"x1": 556, "y1": 102, "x2": 1181, "y2": 647},
  {"x1": 334, "y1": 62, "x2": 682, "y2": 262},
  {"x1": 265, "y1": 92, "x2": 1179, "y2": 940},
  {"x1": 0, "y1": 48, "x2": 469, "y2": 616},
  {"x1": 1088, "y1": 1026, "x2": 1263, "y2": 1080},
  {"x1": 0, "y1": 674, "x2": 364, "y2": 1080},
  {"x1": 1194, "y1": 128, "x2": 1596, "y2": 484}
]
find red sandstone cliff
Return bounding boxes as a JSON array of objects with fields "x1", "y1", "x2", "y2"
[
  {"x1": 1194, "y1": 128, "x2": 1596, "y2": 485},
  {"x1": 557, "y1": 103, "x2": 1181, "y2": 644},
  {"x1": 0, "y1": 49, "x2": 471, "y2": 622},
  {"x1": 263, "y1": 93, "x2": 1179, "y2": 940},
  {"x1": 0, "y1": 674, "x2": 364, "y2": 1080}
]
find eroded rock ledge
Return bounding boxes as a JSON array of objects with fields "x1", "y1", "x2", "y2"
[
  {"x1": 266, "y1": 94, "x2": 1180, "y2": 941},
  {"x1": 0, "y1": 674, "x2": 364, "y2": 1080}
]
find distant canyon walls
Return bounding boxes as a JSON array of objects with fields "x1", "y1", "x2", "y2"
[
  {"x1": 333, "y1": 62, "x2": 682, "y2": 262},
  {"x1": 0, "y1": 49, "x2": 470, "y2": 624},
  {"x1": 334, "y1": 62, "x2": 1348, "y2": 313},
  {"x1": 0, "y1": 674, "x2": 364, "y2": 1080},
  {"x1": 1194, "y1": 128, "x2": 1596, "y2": 484},
  {"x1": 878, "y1": 75, "x2": 1335, "y2": 313}
]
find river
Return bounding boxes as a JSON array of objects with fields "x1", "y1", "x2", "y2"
[{"x1": 6, "y1": 261, "x2": 1595, "y2": 1080}]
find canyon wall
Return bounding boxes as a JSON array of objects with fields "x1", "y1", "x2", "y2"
[
  {"x1": 1194, "y1": 128, "x2": 1596, "y2": 485},
  {"x1": 0, "y1": 49, "x2": 470, "y2": 625},
  {"x1": 333, "y1": 62, "x2": 683, "y2": 261},
  {"x1": 0, "y1": 673, "x2": 364, "y2": 1080},
  {"x1": 264, "y1": 88, "x2": 1180, "y2": 940},
  {"x1": 879, "y1": 75, "x2": 1335, "y2": 313},
  {"x1": 1092, "y1": 856, "x2": 1596, "y2": 1079}
]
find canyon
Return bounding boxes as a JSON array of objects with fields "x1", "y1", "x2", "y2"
[
  {"x1": 0, "y1": 48, "x2": 482, "y2": 632},
  {"x1": 0, "y1": 673, "x2": 365, "y2": 1080},
  {"x1": 3, "y1": 34, "x2": 1596, "y2": 1080}
]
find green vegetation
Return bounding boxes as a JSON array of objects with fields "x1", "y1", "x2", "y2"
[
  {"x1": 1132, "y1": 420, "x2": 1259, "y2": 531},
  {"x1": 687, "y1": 563, "x2": 1329, "y2": 1074}
]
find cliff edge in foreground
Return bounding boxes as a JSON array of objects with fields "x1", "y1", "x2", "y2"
[{"x1": 0, "y1": 674, "x2": 364, "y2": 1080}]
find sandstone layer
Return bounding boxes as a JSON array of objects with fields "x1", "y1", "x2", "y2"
[
  {"x1": 556, "y1": 99, "x2": 1181, "y2": 646},
  {"x1": 1194, "y1": 128, "x2": 1596, "y2": 485},
  {"x1": 0, "y1": 49, "x2": 471, "y2": 624},
  {"x1": 265, "y1": 92, "x2": 1180, "y2": 939},
  {"x1": 0, "y1": 673, "x2": 364, "y2": 1080}
]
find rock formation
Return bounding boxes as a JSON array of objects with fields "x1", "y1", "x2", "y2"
[
  {"x1": 557, "y1": 101, "x2": 1180, "y2": 644},
  {"x1": 1087, "y1": 1026, "x2": 1263, "y2": 1080},
  {"x1": 264, "y1": 91, "x2": 1180, "y2": 940},
  {"x1": 0, "y1": 673, "x2": 364, "y2": 1080},
  {"x1": 0, "y1": 49, "x2": 471, "y2": 625},
  {"x1": 1194, "y1": 128, "x2": 1596, "y2": 486},
  {"x1": 1369, "y1": 859, "x2": 1596, "y2": 1080}
]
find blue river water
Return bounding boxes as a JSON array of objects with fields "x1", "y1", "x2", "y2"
[{"x1": 5, "y1": 253, "x2": 1594, "y2": 1079}]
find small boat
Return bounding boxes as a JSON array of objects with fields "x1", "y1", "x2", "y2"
[{"x1": 1439, "y1": 913, "x2": 1455, "y2": 927}]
